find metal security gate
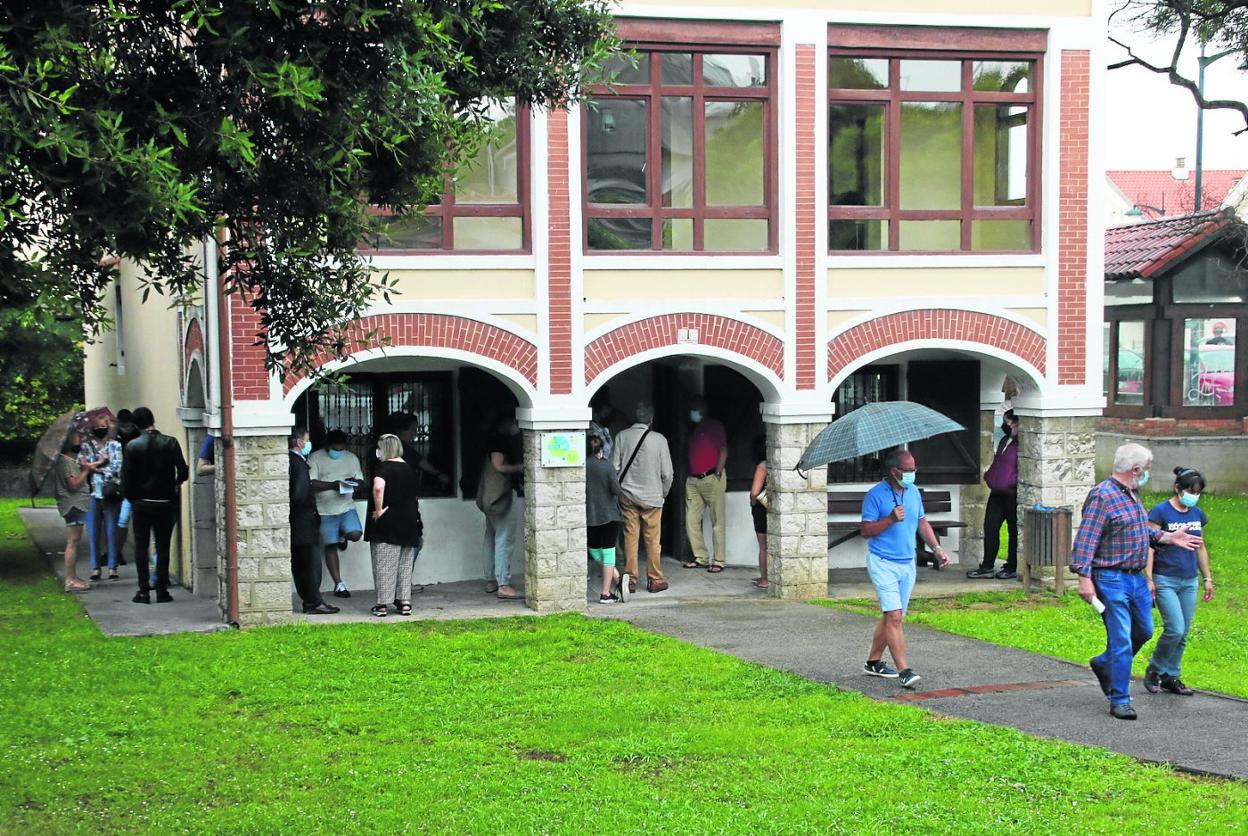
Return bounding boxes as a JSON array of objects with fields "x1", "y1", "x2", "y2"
[
  {"x1": 296, "y1": 373, "x2": 454, "y2": 497},
  {"x1": 828, "y1": 365, "x2": 898, "y2": 483}
]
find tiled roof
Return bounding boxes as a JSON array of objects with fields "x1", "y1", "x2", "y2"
[
  {"x1": 1105, "y1": 211, "x2": 1233, "y2": 280},
  {"x1": 1108, "y1": 169, "x2": 1245, "y2": 218}
]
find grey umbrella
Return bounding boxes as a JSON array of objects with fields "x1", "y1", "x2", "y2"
[{"x1": 797, "y1": 401, "x2": 964, "y2": 471}]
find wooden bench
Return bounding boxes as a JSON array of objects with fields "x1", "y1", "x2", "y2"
[{"x1": 827, "y1": 488, "x2": 968, "y2": 570}]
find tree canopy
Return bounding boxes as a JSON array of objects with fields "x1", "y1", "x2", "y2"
[
  {"x1": 1110, "y1": 1, "x2": 1248, "y2": 134},
  {"x1": 1, "y1": 1, "x2": 616, "y2": 377}
]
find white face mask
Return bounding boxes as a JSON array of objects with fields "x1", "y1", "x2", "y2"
[{"x1": 690, "y1": 410, "x2": 703, "y2": 423}]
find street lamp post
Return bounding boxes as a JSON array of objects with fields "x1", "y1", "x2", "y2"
[{"x1": 1194, "y1": 43, "x2": 1236, "y2": 212}]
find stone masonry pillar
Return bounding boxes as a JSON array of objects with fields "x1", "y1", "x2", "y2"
[
  {"x1": 1016, "y1": 413, "x2": 1097, "y2": 568},
  {"x1": 764, "y1": 416, "x2": 831, "y2": 601},
  {"x1": 216, "y1": 433, "x2": 295, "y2": 626},
  {"x1": 521, "y1": 423, "x2": 588, "y2": 613}
]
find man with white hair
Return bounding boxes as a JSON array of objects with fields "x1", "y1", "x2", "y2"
[
  {"x1": 1071, "y1": 442, "x2": 1203, "y2": 720},
  {"x1": 612, "y1": 401, "x2": 674, "y2": 594}
]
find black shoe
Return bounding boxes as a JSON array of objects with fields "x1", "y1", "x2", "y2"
[
  {"x1": 338, "y1": 540, "x2": 348, "y2": 552},
  {"x1": 155, "y1": 591, "x2": 174, "y2": 603},
  {"x1": 333, "y1": 584, "x2": 351, "y2": 598},
  {"x1": 994, "y1": 569, "x2": 1017, "y2": 580},
  {"x1": 1109, "y1": 704, "x2": 1137, "y2": 720},
  {"x1": 304, "y1": 603, "x2": 340, "y2": 615},
  {"x1": 1160, "y1": 675, "x2": 1194, "y2": 696},
  {"x1": 898, "y1": 668, "x2": 922, "y2": 689},
  {"x1": 132, "y1": 591, "x2": 151, "y2": 605},
  {"x1": 863, "y1": 659, "x2": 899, "y2": 679},
  {"x1": 1143, "y1": 665, "x2": 1161, "y2": 694},
  {"x1": 966, "y1": 567, "x2": 997, "y2": 579},
  {"x1": 1089, "y1": 657, "x2": 1111, "y2": 696}
]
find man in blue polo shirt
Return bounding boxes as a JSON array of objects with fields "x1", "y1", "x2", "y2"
[{"x1": 860, "y1": 449, "x2": 950, "y2": 689}]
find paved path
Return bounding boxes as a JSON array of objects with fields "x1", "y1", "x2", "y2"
[{"x1": 597, "y1": 599, "x2": 1248, "y2": 780}]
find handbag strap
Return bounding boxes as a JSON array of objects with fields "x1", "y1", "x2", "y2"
[{"x1": 617, "y1": 425, "x2": 653, "y2": 484}]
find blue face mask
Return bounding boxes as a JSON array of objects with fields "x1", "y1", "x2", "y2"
[
  {"x1": 899, "y1": 471, "x2": 917, "y2": 487},
  {"x1": 690, "y1": 410, "x2": 703, "y2": 423},
  {"x1": 301, "y1": 441, "x2": 312, "y2": 457},
  {"x1": 1137, "y1": 469, "x2": 1151, "y2": 488},
  {"x1": 1179, "y1": 491, "x2": 1200, "y2": 508},
  {"x1": 326, "y1": 448, "x2": 345, "y2": 460}
]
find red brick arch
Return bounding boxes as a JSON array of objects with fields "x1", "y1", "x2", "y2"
[
  {"x1": 183, "y1": 317, "x2": 206, "y2": 394},
  {"x1": 827, "y1": 310, "x2": 1046, "y2": 382},
  {"x1": 282, "y1": 313, "x2": 538, "y2": 395},
  {"x1": 584, "y1": 313, "x2": 784, "y2": 386}
]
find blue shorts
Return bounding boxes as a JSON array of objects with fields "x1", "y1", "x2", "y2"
[
  {"x1": 867, "y1": 552, "x2": 916, "y2": 614},
  {"x1": 64, "y1": 507, "x2": 87, "y2": 527},
  {"x1": 319, "y1": 509, "x2": 363, "y2": 548}
]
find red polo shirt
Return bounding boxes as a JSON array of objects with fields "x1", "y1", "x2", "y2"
[{"x1": 688, "y1": 419, "x2": 727, "y2": 474}]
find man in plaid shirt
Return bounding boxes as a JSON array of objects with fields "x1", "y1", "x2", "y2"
[{"x1": 1071, "y1": 443, "x2": 1203, "y2": 720}]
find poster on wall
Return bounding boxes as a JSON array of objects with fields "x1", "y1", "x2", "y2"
[{"x1": 541, "y1": 432, "x2": 585, "y2": 468}]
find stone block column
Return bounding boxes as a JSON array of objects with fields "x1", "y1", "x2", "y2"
[
  {"x1": 216, "y1": 433, "x2": 295, "y2": 626},
  {"x1": 1016, "y1": 413, "x2": 1097, "y2": 563},
  {"x1": 521, "y1": 423, "x2": 588, "y2": 613},
  {"x1": 763, "y1": 415, "x2": 831, "y2": 600}
]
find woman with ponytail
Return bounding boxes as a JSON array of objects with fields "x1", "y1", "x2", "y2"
[
  {"x1": 585, "y1": 433, "x2": 625, "y2": 604},
  {"x1": 1143, "y1": 467, "x2": 1215, "y2": 696}
]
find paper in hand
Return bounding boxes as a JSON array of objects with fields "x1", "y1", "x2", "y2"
[{"x1": 1089, "y1": 596, "x2": 1106, "y2": 614}]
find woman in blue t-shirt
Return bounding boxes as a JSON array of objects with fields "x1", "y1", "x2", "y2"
[{"x1": 1144, "y1": 467, "x2": 1215, "y2": 696}]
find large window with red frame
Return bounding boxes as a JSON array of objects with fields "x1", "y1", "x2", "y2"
[
  {"x1": 365, "y1": 99, "x2": 530, "y2": 253},
  {"x1": 584, "y1": 39, "x2": 778, "y2": 253},
  {"x1": 828, "y1": 51, "x2": 1041, "y2": 253}
]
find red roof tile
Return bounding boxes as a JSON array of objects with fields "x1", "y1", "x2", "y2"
[
  {"x1": 1105, "y1": 211, "x2": 1233, "y2": 280},
  {"x1": 1108, "y1": 169, "x2": 1245, "y2": 218}
]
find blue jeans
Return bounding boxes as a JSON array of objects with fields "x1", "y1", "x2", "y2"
[
  {"x1": 1149, "y1": 574, "x2": 1199, "y2": 678},
  {"x1": 1092, "y1": 569, "x2": 1154, "y2": 706},
  {"x1": 483, "y1": 493, "x2": 522, "y2": 587},
  {"x1": 87, "y1": 496, "x2": 120, "y2": 570}
]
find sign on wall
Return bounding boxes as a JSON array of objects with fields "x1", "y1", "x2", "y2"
[{"x1": 541, "y1": 432, "x2": 585, "y2": 468}]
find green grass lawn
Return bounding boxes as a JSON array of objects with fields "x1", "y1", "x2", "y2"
[
  {"x1": 3, "y1": 499, "x2": 1248, "y2": 832},
  {"x1": 822, "y1": 494, "x2": 1248, "y2": 700}
]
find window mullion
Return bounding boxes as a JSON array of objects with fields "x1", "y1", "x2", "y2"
[
  {"x1": 886, "y1": 59, "x2": 901, "y2": 251},
  {"x1": 442, "y1": 175, "x2": 456, "y2": 249},
  {"x1": 692, "y1": 52, "x2": 707, "y2": 251},
  {"x1": 960, "y1": 60, "x2": 974, "y2": 251},
  {"x1": 649, "y1": 54, "x2": 664, "y2": 249}
]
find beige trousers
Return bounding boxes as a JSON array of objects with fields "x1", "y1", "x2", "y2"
[
  {"x1": 685, "y1": 473, "x2": 727, "y2": 567},
  {"x1": 620, "y1": 496, "x2": 664, "y2": 582}
]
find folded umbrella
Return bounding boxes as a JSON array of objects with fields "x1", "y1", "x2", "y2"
[{"x1": 798, "y1": 401, "x2": 964, "y2": 471}]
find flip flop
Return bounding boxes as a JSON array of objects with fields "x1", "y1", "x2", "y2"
[
  {"x1": 683, "y1": 561, "x2": 709, "y2": 569},
  {"x1": 752, "y1": 578, "x2": 770, "y2": 589}
]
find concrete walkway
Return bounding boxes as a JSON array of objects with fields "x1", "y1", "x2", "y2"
[{"x1": 596, "y1": 598, "x2": 1248, "y2": 780}]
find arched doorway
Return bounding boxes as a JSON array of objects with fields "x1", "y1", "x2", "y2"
[
  {"x1": 827, "y1": 342, "x2": 1047, "y2": 572},
  {"x1": 183, "y1": 359, "x2": 218, "y2": 598},
  {"x1": 285, "y1": 351, "x2": 533, "y2": 594},
  {"x1": 587, "y1": 352, "x2": 775, "y2": 588}
]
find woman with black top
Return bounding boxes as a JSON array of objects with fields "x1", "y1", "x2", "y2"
[{"x1": 365, "y1": 434, "x2": 423, "y2": 617}]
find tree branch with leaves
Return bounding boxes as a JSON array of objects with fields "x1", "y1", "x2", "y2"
[
  {"x1": 1, "y1": 0, "x2": 618, "y2": 380},
  {"x1": 1109, "y1": 1, "x2": 1248, "y2": 135}
]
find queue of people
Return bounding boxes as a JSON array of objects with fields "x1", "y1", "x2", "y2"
[{"x1": 52, "y1": 406, "x2": 190, "y2": 601}]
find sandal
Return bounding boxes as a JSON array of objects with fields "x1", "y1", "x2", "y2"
[
  {"x1": 108, "y1": 571, "x2": 120, "y2": 581},
  {"x1": 371, "y1": 605, "x2": 388, "y2": 618},
  {"x1": 395, "y1": 601, "x2": 412, "y2": 616},
  {"x1": 707, "y1": 565, "x2": 724, "y2": 574},
  {"x1": 64, "y1": 579, "x2": 90, "y2": 592},
  {"x1": 683, "y1": 561, "x2": 708, "y2": 569},
  {"x1": 752, "y1": 578, "x2": 770, "y2": 589},
  {"x1": 89, "y1": 570, "x2": 101, "y2": 581}
]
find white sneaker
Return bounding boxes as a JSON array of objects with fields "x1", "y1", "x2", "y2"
[{"x1": 617, "y1": 573, "x2": 629, "y2": 603}]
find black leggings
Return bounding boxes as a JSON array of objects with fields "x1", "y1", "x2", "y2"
[{"x1": 587, "y1": 522, "x2": 619, "y2": 550}]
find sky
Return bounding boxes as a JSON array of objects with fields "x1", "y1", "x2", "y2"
[{"x1": 1105, "y1": 23, "x2": 1248, "y2": 170}]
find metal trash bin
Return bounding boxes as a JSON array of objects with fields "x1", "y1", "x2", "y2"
[{"x1": 1023, "y1": 506, "x2": 1072, "y2": 595}]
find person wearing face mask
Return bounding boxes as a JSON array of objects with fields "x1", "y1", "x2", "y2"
[
  {"x1": 480, "y1": 412, "x2": 525, "y2": 600},
  {"x1": 1070, "y1": 443, "x2": 1204, "y2": 720},
  {"x1": 1143, "y1": 467, "x2": 1215, "y2": 697},
  {"x1": 859, "y1": 449, "x2": 950, "y2": 689},
  {"x1": 968, "y1": 410, "x2": 1020, "y2": 580},
  {"x1": 289, "y1": 426, "x2": 339, "y2": 615},
  {"x1": 308, "y1": 429, "x2": 365, "y2": 599},
  {"x1": 79, "y1": 414, "x2": 124, "y2": 581},
  {"x1": 682, "y1": 396, "x2": 730, "y2": 573}
]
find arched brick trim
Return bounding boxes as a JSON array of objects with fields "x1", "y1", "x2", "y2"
[
  {"x1": 183, "y1": 317, "x2": 206, "y2": 398},
  {"x1": 827, "y1": 310, "x2": 1046, "y2": 381},
  {"x1": 584, "y1": 313, "x2": 784, "y2": 385},
  {"x1": 282, "y1": 313, "x2": 538, "y2": 395}
]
